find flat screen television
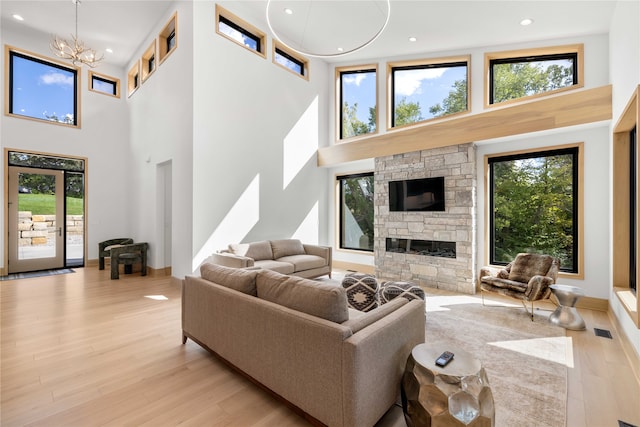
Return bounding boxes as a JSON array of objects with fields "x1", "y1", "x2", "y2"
[{"x1": 389, "y1": 177, "x2": 445, "y2": 212}]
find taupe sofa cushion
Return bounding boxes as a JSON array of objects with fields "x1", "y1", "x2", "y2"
[
  {"x1": 256, "y1": 269, "x2": 348, "y2": 323},
  {"x1": 200, "y1": 263, "x2": 259, "y2": 296},
  {"x1": 270, "y1": 239, "x2": 305, "y2": 259},
  {"x1": 230, "y1": 240, "x2": 274, "y2": 261},
  {"x1": 276, "y1": 254, "x2": 326, "y2": 271},
  {"x1": 254, "y1": 260, "x2": 295, "y2": 275}
]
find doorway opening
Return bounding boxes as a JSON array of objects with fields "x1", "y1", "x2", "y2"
[{"x1": 6, "y1": 150, "x2": 86, "y2": 274}]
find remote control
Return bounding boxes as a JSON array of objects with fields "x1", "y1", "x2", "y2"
[{"x1": 435, "y1": 351, "x2": 454, "y2": 367}]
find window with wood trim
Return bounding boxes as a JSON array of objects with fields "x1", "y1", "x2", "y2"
[
  {"x1": 388, "y1": 56, "x2": 470, "y2": 129},
  {"x1": 89, "y1": 71, "x2": 120, "y2": 98},
  {"x1": 127, "y1": 61, "x2": 140, "y2": 97},
  {"x1": 141, "y1": 40, "x2": 157, "y2": 83},
  {"x1": 5, "y1": 46, "x2": 79, "y2": 127},
  {"x1": 273, "y1": 41, "x2": 308, "y2": 79},
  {"x1": 337, "y1": 172, "x2": 374, "y2": 252},
  {"x1": 158, "y1": 12, "x2": 177, "y2": 64},
  {"x1": 487, "y1": 145, "x2": 582, "y2": 274},
  {"x1": 215, "y1": 4, "x2": 266, "y2": 58},
  {"x1": 486, "y1": 44, "x2": 583, "y2": 106},
  {"x1": 337, "y1": 65, "x2": 378, "y2": 140}
]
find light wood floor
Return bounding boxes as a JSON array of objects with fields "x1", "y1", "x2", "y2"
[{"x1": 1, "y1": 268, "x2": 639, "y2": 426}]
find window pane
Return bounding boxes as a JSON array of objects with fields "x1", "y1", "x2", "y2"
[
  {"x1": 341, "y1": 70, "x2": 376, "y2": 139},
  {"x1": 275, "y1": 49, "x2": 303, "y2": 75},
  {"x1": 218, "y1": 18, "x2": 259, "y2": 51},
  {"x1": 392, "y1": 63, "x2": 467, "y2": 127},
  {"x1": 491, "y1": 56, "x2": 576, "y2": 104},
  {"x1": 10, "y1": 52, "x2": 77, "y2": 125},
  {"x1": 92, "y1": 77, "x2": 116, "y2": 96},
  {"x1": 340, "y1": 174, "x2": 374, "y2": 252},
  {"x1": 490, "y1": 149, "x2": 577, "y2": 272}
]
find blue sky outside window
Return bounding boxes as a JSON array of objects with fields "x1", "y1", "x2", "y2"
[{"x1": 10, "y1": 52, "x2": 77, "y2": 125}]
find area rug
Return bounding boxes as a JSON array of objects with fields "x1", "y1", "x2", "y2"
[
  {"x1": 0, "y1": 268, "x2": 75, "y2": 281},
  {"x1": 425, "y1": 293, "x2": 569, "y2": 427}
]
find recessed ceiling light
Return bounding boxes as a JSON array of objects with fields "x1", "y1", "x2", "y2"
[
  {"x1": 408, "y1": 36, "x2": 417, "y2": 42},
  {"x1": 284, "y1": 8, "x2": 293, "y2": 15},
  {"x1": 337, "y1": 47, "x2": 344, "y2": 52},
  {"x1": 105, "y1": 48, "x2": 113, "y2": 54},
  {"x1": 520, "y1": 18, "x2": 534, "y2": 26},
  {"x1": 12, "y1": 14, "x2": 24, "y2": 21}
]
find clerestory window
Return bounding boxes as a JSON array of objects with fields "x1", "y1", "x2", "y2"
[{"x1": 337, "y1": 65, "x2": 378, "y2": 140}]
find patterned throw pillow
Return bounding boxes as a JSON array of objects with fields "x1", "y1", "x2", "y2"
[
  {"x1": 380, "y1": 281, "x2": 425, "y2": 304},
  {"x1": 341, "y1": 273, "x2": 379, "y2": 312}
]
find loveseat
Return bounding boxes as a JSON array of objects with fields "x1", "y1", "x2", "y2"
[
  {"x1": 207, "y1": 239, "x2": 332, "y2": 279},
  {"x1": 182, "y1": 264, "x2": 425, "y2": 427}
]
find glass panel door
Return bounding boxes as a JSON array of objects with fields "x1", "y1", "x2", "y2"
[{"x1": 8, "y1": 166, "x2": 64, "y2": 273}]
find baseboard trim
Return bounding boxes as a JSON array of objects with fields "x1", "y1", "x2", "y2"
[
  {"x1": 332, "y1": 260, "x2": 375, "y2": 275},
  {"x1": 576, "y1": 295, "x2": 608, "y2": 312}
]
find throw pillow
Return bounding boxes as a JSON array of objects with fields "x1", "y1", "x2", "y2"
[
  {"x1": 200, "y1": 263, "x2": 259, "y2": 296},
  {"x1": 256, "y1": 269, "x2": 348, "y2": 323},
  {"x1": 270, "y1": 239, "x2": 305, "y2": 259}
]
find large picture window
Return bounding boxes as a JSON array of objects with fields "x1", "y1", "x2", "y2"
[
  {"x1": 337, "y1": 65, "x2": 377, "y2": 140},
  {"x1": 488, "y1": 146, "x2": 580, "y2": 273},
  {"x1": 338, "y1": 173, "x2": 374, "y2": 252},
  {"x1": 486, "y1": 44, "x2": 583, "y2": 106},
  {"x1": 6, "y1": 47, "x2": 79, "y2": 127},
  {"x1": 388, "y1": 56, "x2": 469, "y2": 129}
]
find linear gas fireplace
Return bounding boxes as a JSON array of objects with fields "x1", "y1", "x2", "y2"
[{"x1": 386, "y1": 238, "x2": 456, "y2": 259}]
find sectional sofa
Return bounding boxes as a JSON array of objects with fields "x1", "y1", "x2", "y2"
[
  {"x1": 207, "y1": 239, "x2": 332, "y2": 279},
  {"x1": 182, "y1": 264, "x2": 426, "y2": 427}
]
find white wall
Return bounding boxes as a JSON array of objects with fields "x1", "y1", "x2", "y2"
[
  {"x1": 190, "y1": 1, "x2": 331, "y2": 272},
  {"x1": 126, "y1": 1, "x2": 194, "y2": 279},
  {"x1": 0, "y1": 17, "x2": 131, "y2": 266},
  {"x1": 609, "y1": 0, "x2": 640, "y2": 358}
]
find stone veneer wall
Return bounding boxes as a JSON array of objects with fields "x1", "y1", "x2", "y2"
[{"x1": 374, "y1": 143, "x2": 477, "y2": 294}]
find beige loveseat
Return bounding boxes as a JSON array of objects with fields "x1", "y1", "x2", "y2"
[
  {"x1": 182, "y1": 264, "x2": 425, "y2": 427},
  {"x1": 208, "y1": 238, "x2": 332, "y2": 279}
]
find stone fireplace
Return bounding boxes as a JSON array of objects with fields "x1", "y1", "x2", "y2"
[{"x1": 374, "y1": 144, "x2": 477, "y2": 294}]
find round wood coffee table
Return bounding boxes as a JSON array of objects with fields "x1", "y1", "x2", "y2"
[{"x1": 401, "y1": 344, "x2": 494, "y2": 426}]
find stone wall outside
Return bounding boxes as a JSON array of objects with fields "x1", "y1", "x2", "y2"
[
  {"x1": 17, "y1": 212, "x2": 83, "y2": 246},
  {"x1": 374, "y1": 143, "x2": 477, "y2": 294}
]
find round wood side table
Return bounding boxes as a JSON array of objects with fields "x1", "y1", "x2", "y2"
[{"x1": 401, "y1": 344, "x2": 494, "y2": 426}]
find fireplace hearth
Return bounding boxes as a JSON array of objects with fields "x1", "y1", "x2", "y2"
[{"x1": 386, "y1": 238, "x2": 456, "y2": 259}]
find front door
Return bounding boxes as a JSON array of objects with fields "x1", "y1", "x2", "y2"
[{"x1": 8, "y1": 166, "x2": 64, "y2": 273}]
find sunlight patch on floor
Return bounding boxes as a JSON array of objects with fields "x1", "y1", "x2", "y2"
[
  {"x1": 144, "y1": 295, "x2": 169, "y2": 301},
  {"x1": 425, "y1": 294, "x2": 520, "y2": 312},
  {"x1": 489, "y1": 336, "x2": 574, "y2": 367}
]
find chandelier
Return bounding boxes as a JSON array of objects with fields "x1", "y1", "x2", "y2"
[
  {"x1": 50, "y1": 0, "x2": 103, "y2": 67},
  {"x1": 266, "y1": 0, "x2": 391, "y2": 58}
]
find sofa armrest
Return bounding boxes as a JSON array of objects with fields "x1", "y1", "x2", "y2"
[
  {"x1": 303, "y1": 244, "x2": 332, "y2": 265},
  {"x1": 525, "y1": 275, "x2": 554, "y2": 301},
  {"x1": 208, "y1": 252, "x2": 255, "y2": 269},
  {"x1": 342, "y1": 297, "x2": 407, "y2": 333},
  {"x1": 342, "y1": 299, "x2": 425, "y2": 427}
]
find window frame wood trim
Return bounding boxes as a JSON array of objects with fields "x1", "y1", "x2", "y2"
[
  {"x1": 483, "y1": 142, "x2": 584, "y2": 280},
  {"x1": 127, "y1": 60, "x2": 141, "y2": 97},
  {"x1": 215, "y1": 4, "x2": 267, "y2": 59},
  {"x1": 272, "y1": 40, "x2": 309, "y2": 80},
  {"x1": 386, "y1": 55, "x2": 471, "y2": 132},
  {"x1": 335, "y1": 63, "x2": 379, "y2": 143},
  {"x1": 4, "y1": 45, "x2": 81, "y2": 129},
  {"x1": 484, "y1": 43, "x2": 584, "y2": 109},
  {"x1": 141, "y1": 40, "x2": 157, "y2": 84},
  {"x1": 612, "y1": 85, "x2": 640, "y2": 328},
  {"x1": 88, "y1": 70, "x2": 120, "y2": 98},
  {"x1": 158, "y1": 11, "x2": 178, "y2": 65}
]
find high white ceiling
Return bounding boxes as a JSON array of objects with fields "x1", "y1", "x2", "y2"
[{"x1": 0, "y1": 0, "x2": 620, "y2": 67}]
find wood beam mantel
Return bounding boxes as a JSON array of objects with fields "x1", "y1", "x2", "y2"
[{"x1": 317, "y1": 85, "x2": 612, "y2": 167}]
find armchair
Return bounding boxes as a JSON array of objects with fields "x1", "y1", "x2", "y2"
[
  {"x1": 479, "y1": 253, "x2": 560, "y2": 320},
  {"x1": 98, "y1": 238, "x2": 134, "y2": 270}
]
